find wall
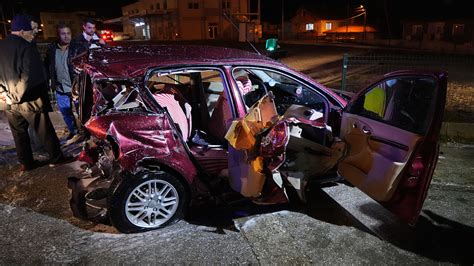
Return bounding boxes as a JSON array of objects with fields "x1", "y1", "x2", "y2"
[
  {"x1": 40, "y1": 12, "x2": 95, "y2": 40},
  {"x1": 122, "y1": 0, "x2": 248, "y2": 40}
]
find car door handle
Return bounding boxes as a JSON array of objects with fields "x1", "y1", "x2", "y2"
[{"x1": 362, "y1": 126, "x2": 371, "y2": 135}]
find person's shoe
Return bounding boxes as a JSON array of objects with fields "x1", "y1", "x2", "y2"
[
  {"x1": 19, "y1": 160, "x2": 39, "y2": 172},
  {"x1": 64, "y1": 134, "x2": 84, "y2": 146},
  {"x1": 48, "y1": 156, "x2": 75, "y2": 168}
]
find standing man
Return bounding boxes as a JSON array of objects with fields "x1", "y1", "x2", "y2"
[
  {"x1": 30, "y1": 19, "x2": 39, "y2": 38},
  {"x1": 0, "y1": 14, "x2": 64, "y2": 171},
  {"x1": 45, "y1": 24, "x2": 84, "y2": 145},
  {"x1": 75, "y1": 18, "x2": 105, "y2": 50}
]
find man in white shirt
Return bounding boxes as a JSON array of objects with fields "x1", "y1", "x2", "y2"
[{"x1": 75, "y1": 18, "x2": 105, "y2": 50}]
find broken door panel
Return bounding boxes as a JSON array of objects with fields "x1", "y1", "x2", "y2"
[
  {"x1": 225, "y1": 92, "x2": 279, "y2": 150},
  {"x1": 260, "y1": 120, "x2": 290, "y2": 172},
  {"x1": 226, "y1": 92, "x2": 279, "y2": 197}
]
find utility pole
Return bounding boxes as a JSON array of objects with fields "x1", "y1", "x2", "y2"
[
  {"x1": 281, "y1": 0, "x2": 284, "y2": 40},
  {"x1": 0, "y1": 3, "x2": 7, "y2": 38},
  {"x1": 363, "y1": 9, "x2": 367, "y2": 40},
  {"x1": 257, "y1": 0, "x2": 261, "y2": 43},
  {"x1": 257, "y1": 0, "x2": 261, "y2": 24}
]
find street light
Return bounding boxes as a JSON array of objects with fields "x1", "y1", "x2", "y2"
[{"x1": 355, "y1": 5, "x2": 367, "y2": 40}]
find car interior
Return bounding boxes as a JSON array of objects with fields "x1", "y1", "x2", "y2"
[
  {"x1": 146, "y1": 70, "x2": 231, "y2": 177},
  {"x1": 229, "y1": 68, "x2": 345, "y2": 183},
  {"x1": 144, "y1": 67, "x2": 346, "y2": 188}
]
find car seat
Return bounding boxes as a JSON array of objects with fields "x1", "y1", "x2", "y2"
[
  {"x1": 207, "y1": 76, "x2": 254, "y2": 140},
  {"x1": 152, "y1": 84, "x2": 192, "y2": 141}
]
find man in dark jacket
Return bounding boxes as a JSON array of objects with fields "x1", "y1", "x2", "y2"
[
  {"x1": 0, "y1": 14, "x2": 64, "y2": 171},
  {"x1": 75, "y1": 17, "x2": 105, "y2": 51},
  {"x1": 45, "y1": 24, "x2": 86, "y2": 145}
]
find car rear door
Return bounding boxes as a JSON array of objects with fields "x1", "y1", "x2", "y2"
[{"x1": 338, "y1": 71, "x2": 447, "y2": 224}]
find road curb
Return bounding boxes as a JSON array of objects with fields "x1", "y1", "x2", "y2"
[{"x1": 441, "y1": 122, "x2": 474, "y2": 142}]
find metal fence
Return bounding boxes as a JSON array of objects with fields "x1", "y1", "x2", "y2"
[{"x1": 339, "y1": 52, "x2": 474, "y2": 92}]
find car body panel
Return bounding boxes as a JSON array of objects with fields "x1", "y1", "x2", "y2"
[
  {"x1": 339, "y1": 71, "x2": 447, "y2": 224},
  {"x1": 85, "y1": 113, "x2": 198, "y2": 184}
]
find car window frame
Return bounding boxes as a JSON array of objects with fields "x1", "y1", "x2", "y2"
[
  {"x1": 143, "y1": 65, "x2": 237, "y2": 119},
  {"x1": 230, "y1": 66, "x2": 332, "y2": 122},
  {"x1": 346, "y1": 75, "x2": 439, "y2": 136}
]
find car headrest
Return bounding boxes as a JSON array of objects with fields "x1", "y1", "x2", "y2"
[{"x1": 235, "y1": 76, "x2": 252, "y2": 95}]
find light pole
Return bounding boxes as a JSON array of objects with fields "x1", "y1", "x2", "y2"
[
  {"x1": 281, "y1": 0, "x2": 284, "y2": 40},
  {"x1": 355, "y1": 5, "x2": 367, "y2": 40}
]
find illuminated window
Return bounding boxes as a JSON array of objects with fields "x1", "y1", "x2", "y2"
[
  {"x1": 306, "y1": 23, "x2": 314, "y2": 31},
  {"x1": 452, "y1": 24, "x2": 464, "y2": 36},
  {"x1": 325, "y1": 22, "x2": 332, "y2": 30}
]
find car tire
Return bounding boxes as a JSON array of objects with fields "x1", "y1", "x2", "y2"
[{"x1": 108, "y1": 171, "x2": 188, "y2": 233}]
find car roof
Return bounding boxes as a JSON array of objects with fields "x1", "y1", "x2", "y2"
[{"x1": 82, "y1": 45, "x2": 279, "y2": 78}]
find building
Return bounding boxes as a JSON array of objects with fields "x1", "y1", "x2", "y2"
[
  {"x1": 325, "y1": 25, "x2": 376, "y2": 41},
  {"x1": 403, "y1": 19, "x2": 474, "y2": 44},
  {"x1": 119, "y1": 0, "x2": 252, "y2": 41},
  {"x1": 291, "y1": 8, "x2": 343, "y2": 39},
  {"x1": 40, "y1": 11, "x2": 96, "y2": 40},
  {"x1": 290, "y1": 7, "x2": 374, "y2": 40}
]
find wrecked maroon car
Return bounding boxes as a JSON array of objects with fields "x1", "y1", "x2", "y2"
[{"x1": 69, "y1": 45, "x2": 447, "y2": 233}]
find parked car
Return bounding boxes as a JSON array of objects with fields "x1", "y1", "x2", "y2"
[
  {"x1": 111, "y1": 33, "x2": 131, "y2": 41},
  {"x1": 100, "y1": 30, "x2": 114, "y2": 41},
  {"x1": 69, "y1": 45, "x2": 447, "y2": 233}
]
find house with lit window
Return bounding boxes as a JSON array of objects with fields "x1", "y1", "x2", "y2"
[
  {"x1": 290, "y1": 7, "x2": 376, "y2": 40},
  {"x1": 290, "y1": 8, "x2": 341, "y2": 39},
  {"x1": 118, "y1": 0, "x2": 251, "y2": 40},
  {"x1": 402, "y1": 19, "x2": 474, "y2": 44}
]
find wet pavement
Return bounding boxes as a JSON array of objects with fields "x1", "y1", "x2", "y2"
[{"x1": 0, "y1": 110, "x2": 473, "y2": 264}]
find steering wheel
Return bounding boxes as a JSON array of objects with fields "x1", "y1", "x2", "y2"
[{"x1": 400, "y1": 110, "x2": 415, "y2": 124}]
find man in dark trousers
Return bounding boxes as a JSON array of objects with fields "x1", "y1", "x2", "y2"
[
  {"x1": 0, "y1": 14, "x2": 64, "y2": 171},
  {"x1": 45, "y1": 24, "x2": 85, "y2": 145},
  {"x1": 75, "y1": 18, "x2": 105, "y2": 51}
]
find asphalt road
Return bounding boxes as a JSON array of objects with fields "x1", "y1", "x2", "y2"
[{"x1": 0, "y1": 110, "x2": 473, "y2": 264}]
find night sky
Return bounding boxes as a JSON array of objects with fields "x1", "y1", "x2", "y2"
[{"x1": 2, "y1": 0, "x2": 473, "y2": 37}]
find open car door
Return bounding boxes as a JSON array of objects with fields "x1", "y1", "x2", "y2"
[{"x1": 338, "y1": 71, "x2": 447, "y2": 225}]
